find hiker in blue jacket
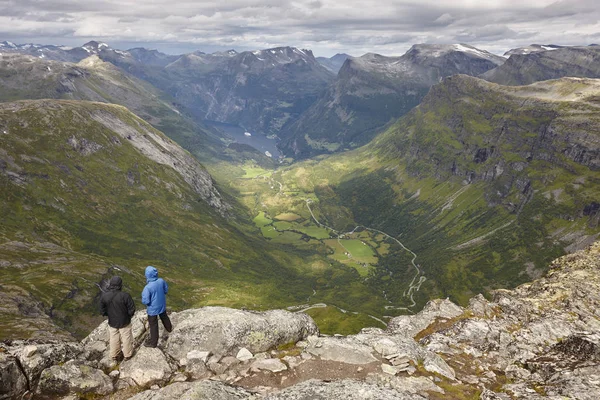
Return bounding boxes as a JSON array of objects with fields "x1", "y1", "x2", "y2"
[{"x1": 141, "y1": 266, "x2": 173, "y2": 347}]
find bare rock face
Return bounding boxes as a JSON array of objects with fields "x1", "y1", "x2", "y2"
[
  {"x1": 6, "y1": 341, "x2": 83, "y2": 393},
  {"x1": 36, "y1": 360, "x2": 113, "y2": 396},
  {"x1": 128, "y1": 380, "x2": 256, "y2": 400},
  {"x1": 418, "y1": 242, "x2": 600, "y2": 398},
  {"x1": 165, "y1": 307, "x2": 318, "y2": 360}
]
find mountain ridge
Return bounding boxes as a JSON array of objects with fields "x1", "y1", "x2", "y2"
[{"x1": 279, "y1": 43, "x2": 506, "y2": 158}]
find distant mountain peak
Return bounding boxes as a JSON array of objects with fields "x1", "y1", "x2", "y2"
[
  {"x1": 0, "y1": 41, "x2": 17, "y2": 48},
  {"x1": 81, "y1": 41, "x2": 111, "y2": 53},
  {"x1": 504, "y1": 44, "x2": 563, "y2": 56}
]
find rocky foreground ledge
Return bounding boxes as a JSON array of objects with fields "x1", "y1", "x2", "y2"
[{"x1": 2, "y1": 243, "x2": 600, "y2": 399}]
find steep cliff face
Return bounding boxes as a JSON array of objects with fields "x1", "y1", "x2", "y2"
[
  {"x1": 280, "y1": 44, "x2": 505, "y2": 159},
  {"x1": 482, "y1": 45, "x2": 600, "y2": 85},
  {"x1": 155, "y1": 47, "x2": 334, "y2": 135},
  {"x1": 2, "y1": 242, "x2": 598, "y2": 399}
]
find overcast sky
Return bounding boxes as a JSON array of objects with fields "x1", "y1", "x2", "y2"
[{"x1": 1, "y1": 0, "x2": 599, "y2": 57}]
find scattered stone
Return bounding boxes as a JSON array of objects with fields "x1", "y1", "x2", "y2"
[
  {"x1": 172, "y1": 372, "x2": 188, "y2": 382},
  {"x1": 236, "y1": 347, "x2": 253, "y2": 362},
  {"x1": 381, "y1": 363, "x2": 401, "y2": 375},
  {"x1": 188, "y1": 350, "x2": 211, "y2": 363},
  {"x1": 109, "y1": 370, "x2": 120, "y2": 378},
  {"x1": 251, "y1": 358, "x2": 288, "y2": 373}
]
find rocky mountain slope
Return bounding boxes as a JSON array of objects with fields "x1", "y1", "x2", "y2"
[
  {"x1": 150, "y1": 46, "x2": 335, "y2": 135},
  {"x1": 244, "y1": 74, "x2": 600, "y2": 313},
  {"x1": 279, "y1": 44, "x2": 505, "y2": 158},
  {"x1": 0, "y1": 99, "x2": 329, "y2": 340},
  {"x1": 0, "y1": 52, "x2": 225, "y2": 162},
  {"x1": 504, "y1": 44, "x2": 563, "y2": 56},
  {"x1": 482, "y1": 45, "x2": 600, "y2": 85},
  {"x1": 316, "y1": 53, "x2": 351, "y2": 74},
  {"x1": 2, "y1": 241, "x2": 598, "y2": 399}
]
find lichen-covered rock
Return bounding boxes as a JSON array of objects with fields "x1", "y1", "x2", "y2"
[
  {"x1": 0, "y1": 351, "x2": 28, "y2": 398},
  {"x1": 165, "y1": 307, "x2": 318, "y2": 360},
  {"x1": 128, "y1": 380, "x2": 255, "y2": 400},
  {"x1": 119, "y1": 346, "x2": 176, "y2": 387},
  {"x1": 8, "y1": 341, "x2": 83, "y2": 391},
  {"x1": 36, "y1": 360, "x2": 113, "y2": 396},
  {"x1": 264, "y1": 379, "x2": 427, "y2": 399}
]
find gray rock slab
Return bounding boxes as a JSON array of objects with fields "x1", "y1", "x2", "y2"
[
  {"x1": 165, "y1": 307, "x2": 318, "y2": 360},
  {"x1": 0, "y1": 352, "x2": 28, "y2": 398},
  {"x1": 387, "y1": 298, "x2": 463, "y2": 338},
  {"x1": 36, "y1": 360, "x2": 113, "y2": 396},
  {"x1": 307, "y1": 337, "x2": 377, "y2": 365}
]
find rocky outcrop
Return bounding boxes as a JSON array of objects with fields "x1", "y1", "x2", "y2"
[
  {"x1": 2, "y1": 242, "x2": 599, "y2": 399},
  {"x1": 36, "y1": 360, "x2": 113, "y2": 396},
  {"x1": 165, "y1": 307, "x2": 318, "y2": 360}
]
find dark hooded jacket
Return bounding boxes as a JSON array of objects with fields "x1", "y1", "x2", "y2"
[{"x1": 100, "y1": 276, "x2": 136, "y2": 328}]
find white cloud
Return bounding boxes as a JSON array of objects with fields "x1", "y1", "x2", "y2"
[{"x1": 0, "y1": 0, "x2": 598, "y2": 56}]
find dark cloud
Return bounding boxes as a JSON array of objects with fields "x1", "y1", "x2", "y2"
[{"x1": 0, "y1": 0, "x2": 598, "y2": 56}]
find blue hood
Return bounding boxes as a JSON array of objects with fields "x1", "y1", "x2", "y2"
[{"x1": 145, "y1": 266, "x2": 158, "y2": 282}]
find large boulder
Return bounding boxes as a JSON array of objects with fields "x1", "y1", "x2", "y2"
[
  {"x1": 305, "y1": 336, "x2": 378, "y2": 365},
  {"x1": 387, "y1": 299, "x2": 463, "y2": 338},
  {"x1": 0, "y1": 351, "x2": 28, "y2": 398},
  {"x1": 36, "y1": 360, "x2": 113, "y2": 396},
  {"x1": 119, "y1": 346, "x2": 176, "y2": 387},
  {"x1": 128, "y1": 380, "x2": 255, "y2": 400},
  {"x1": 165, "y1": 307, "x2": 318, "y2": 360},
  {"x1": 263, "y1": 379, "x2": 427, "y2": 399}
]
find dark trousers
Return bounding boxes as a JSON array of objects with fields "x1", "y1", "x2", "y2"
[{"x1": 147, "y1": 312, "x2": 172, "y2": 346}]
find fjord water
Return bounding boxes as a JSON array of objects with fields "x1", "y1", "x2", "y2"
[{"x1": 206, "y1": 121, "x2": 281, "y2": 158}]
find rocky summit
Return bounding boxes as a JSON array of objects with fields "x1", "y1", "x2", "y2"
[{"x1": 2, "y1": 242, "x2": 599, "y2": 399}]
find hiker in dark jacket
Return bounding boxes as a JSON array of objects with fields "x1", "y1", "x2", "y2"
[
  {"x1": 100, "y1": 276, "x2": 136, "y2": 360},
  {"x1": 141, "y1": 266, "x2": 172, "y2": 347}
]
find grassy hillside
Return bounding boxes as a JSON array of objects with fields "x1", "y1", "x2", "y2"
[
  {"x1": 0, "y1": 53, "x2": 225, "y2": 162},
  {"x1": 229, "y1": 76, "x2": 600, "y2": 311},
  {"x1": 0, "y1": 100, "x2": 393, "y2": 339}
]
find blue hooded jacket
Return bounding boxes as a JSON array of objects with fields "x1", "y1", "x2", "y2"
[{"x1": 142, "y1": 266, "x2": 168, "y2": 316}]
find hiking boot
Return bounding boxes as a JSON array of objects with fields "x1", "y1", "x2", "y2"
[{"x1": 143, "y1": 341, "x2": 157, "y2": 348}]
